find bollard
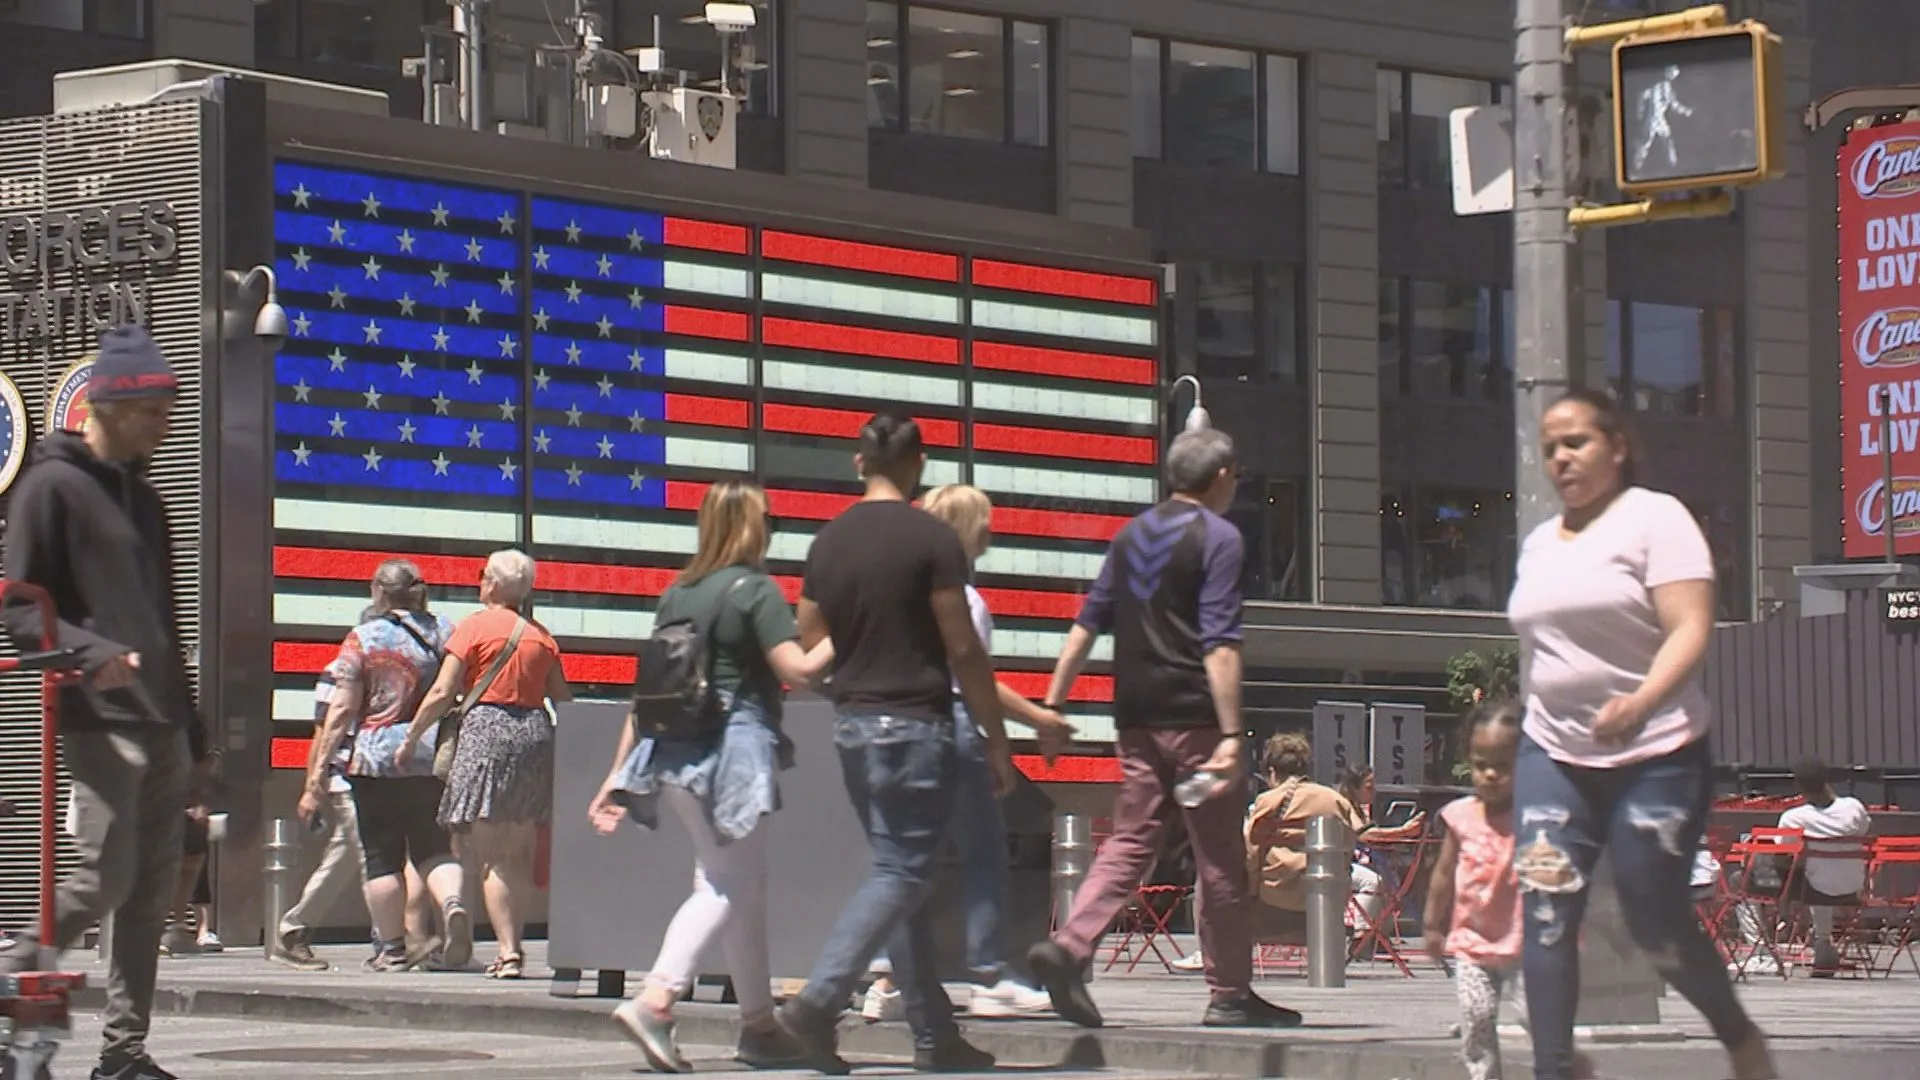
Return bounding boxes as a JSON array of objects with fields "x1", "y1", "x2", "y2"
[
  {"x1": 1303, "y1": 815, "x2": 1352, "y2": 989},
  {"x1": 261, "y1": 817, "x2": 300, "y2": 948},
  {"x1": 1050, "y1": 813, "x2": 1094, "y2": 983}
]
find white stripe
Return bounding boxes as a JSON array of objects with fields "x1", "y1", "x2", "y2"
[
  {"x1": 973, "y1": 381, "x2": 1154, "y2": 427},
  {"x1": 663, "y1": 434, "x2": 752, "y2": 471},
  {"x1": 973, "y1": 463, "x2": 1156, "y2": 505},
  {"x1": 664, "y1": 261, "x2": 752, "y2": 299},
  {"x1": 663, "y1": 347, "x2": 753, "y2": 385},
  {"x1": 1057, "y1": 714, "x2": 1116, "y2": 744},
  {"x1": 763, "y1": 358, "x2": 960, "y2": 407},
  {"x1": 273, "y1": 592, "x2": 654, "y2": 641},
  {"x1": 974, "y1": 545, "x2": 1103, "y2": 582},
  {"x1": 924, "y1": 458, "x2": 962, "y2": 486},
  {"x1": 275, "y1": 498, "x2": 521, "y2": 542},
  {"x1": 997, "y1": 628, "x2": 1112, "y2": 662},
  {"x1": 275, "y1": 688, "x2": 632, "y2": 724},
  {"x1": 762, "y1": 273, "x2": 959, "y2": 323},
  {"x1": 535, "y1": 515, "x2": 700, "y2": 554},
  {"x1": 970, "y1": 299, "x2": 1156, "y2": 347}
]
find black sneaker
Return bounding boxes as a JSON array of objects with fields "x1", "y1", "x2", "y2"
[
  {"x1": 270, "y1": 928, "x2": 330, "y2": 972},
  {"x1": 92, "y1": 1054, "x2": 180, "y2": 1080},
  {"x1": 913, "y1": 1037, "x2": 996, "y2": 1073},
  {"x1": 1025, "y1": 939, "x2": 1103, "y2": 1029},
  {"x1": 1202, "y1": 992, "x2": 1303, "y2": 1029},
  {"x1": 736, "y1": 1024, "x2": 808, "y2": 1069},
  {"x1": 774, "y1": 997, "x2": 852, "y2": 1076}
]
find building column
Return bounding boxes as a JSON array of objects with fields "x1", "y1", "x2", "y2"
[
  {"x1": 1747, "y1": 0, "x2": 1813, "y2": 613},
  {"x1": 151, "y1": 0, "x2": 256, "y2": 67},
  {"x1": 785, "y1": 0, "x2": 868, "y2": 187},
  {"x1": 1306, "y1": 52, "x2": 1381, "y2": 606},
  {"x1": 1054, "y1": 19, "x2": 1132, "y2": 228}
]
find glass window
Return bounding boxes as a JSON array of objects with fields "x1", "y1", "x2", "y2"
[
  {"x1": 1262, "y1": 264, "x2": 1302, "y2": 384},
  {"x1": 1233, "y1": 475, "x2": 1309, "y2": 601},
  {"x1": 1192, "y1": 260, "x2": 1258, "y2": 381},
  {"x1": 1379, "y1": 276, "x2": 1405, "y2": 396},
  {"x1": 1629, "y1": 300, "x2": 1705, "y2": 415},
  {"x1": 1693, "y1": 501, "x2": 1749, "y2": 620},
  {"x1": 1380, "y1": 487, "x2": 1415, "y2": 605},
  {"x1": 906, "y1": 6, "x2": 1006, "y2": 142},
  {"x1": 1131, "y1": 36, "x2": 1162, "y2": 158},
  {"x1": 866, "y1": 1, "x2": 901, "y2": 129},
  {"x1": 0, "y1": 1, "x2": 82, "y2": 32},
  {"x1": 1263, "y1": 54, "x2": 1300, "y2": 175},
  {"x1": 301, "y1": 0, "x2": 381, "y2": 66},
  {"x1": 1383, "y1": 488, "x2": 1506, "y2": 610},
  {"x1": 1409, "y1": 281, "x2": 1493, "y2": 399},
  {"x1": 1011, "y1": 21, "x2": 1048, "y2": 147},
  {"x1": 621, "y1": 1, "x2": 779, "y2": 115},
  {"x1": 96, "y1": 0, "x2": 142, "y2": 36},
  {"x1": 1166, "y1": 42, "x2": 1256, "y2": 169},
  {"x1": 1407, "y1": 73, "x2": 1493, "y2": 190},
  {"x1": 1606, "y1": 298, "x2": 1625, "y2": 399},
  {"x1": 1377, "y1": 68, "x2": 1406, "y2": 188},
  {"x1": 1704, "y1": 306, "x2": 1739, "y2": 418}
]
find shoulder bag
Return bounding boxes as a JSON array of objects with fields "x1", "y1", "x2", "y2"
[{"x1": 433, "y1": 616, "x2": 527, "y2": 781}]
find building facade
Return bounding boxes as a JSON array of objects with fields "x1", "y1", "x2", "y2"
[{"x1": 0, "y1": 0, "x2": 1843, "y2": 727}]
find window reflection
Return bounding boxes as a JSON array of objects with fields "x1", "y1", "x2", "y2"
[
  {"x1": 1193, "y1": 260, "x2": 1258, "y2": 381},
  {"x1": 1166, "y1": 42, "x2": 1256, "y2": 169},
  {"x1": 1263, "y1": 264, "x2": 1302, "y2": 384},
  {"x1": 0, "y1": 0, "x2": 82, "y2": 32},
  {"x1": 1377, "y1": 68, "x2": 1405, "y2": 188},
  {"x1": 1606, "y1": 299, "x2": 1625, "y2": 398},
  {"x1": 1379, "y1": 277, "x2": 1405, "y2": 395},
  {"x1": 97, "y1": 0, "x2": 142, "y2": 36},
  {"x1": 907, "y1": 7, "x2": 1006, "y2": 141},
  {"x1": 1263, "y1": 55, "x2": 1301, "y2": 175},
  {"x1": 301, "y1": 0, "x2": 381, "y2": 66},
  {"x1": 866, "y1": 1, "x2": 901, "y2": 128},
  {"x1": 1231, "y1": 474, "x2": 1308, "y2": 600},
  {"x1": 1011, "y1": 21, "x2": 1048, "y2": 147},
  {"x1": 1409, "y1": 281, "x2": 1493, "y2": 399},
  {"x1": 1131, "y1": 36, "x2": 1162, "y2": 158},
  {"x1": 1407, "y1": 73, "x2": 1492, "y2": 190},
  {"x1": 1629, "y1": 300, "x2": 1705, "y2": 415},
  {"x1": 1381, "y1": 487, "x2": 1507, "y2": 610}
]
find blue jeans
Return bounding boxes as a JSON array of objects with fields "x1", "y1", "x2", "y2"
[
  {"x1": 874, "y1": 706, "x2": 1010, "y2": 985},
  {"x1": 798, "y1": 713, "x2": 959, "y2": 1049},
  {"x1": 1514, "y1": 736, "x2": 1755, "y2": 1080}
]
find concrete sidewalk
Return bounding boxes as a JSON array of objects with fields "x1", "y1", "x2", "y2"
[{"x1": 63, "y1": 942, "x2": 1920, "y2": 1079}]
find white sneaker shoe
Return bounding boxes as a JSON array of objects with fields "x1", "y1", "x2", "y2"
[
  {"x1": 969, "y1": 979, "x2": 1052, "y2": 1018},
  {"x1": 861, "y1": 984, "x2": 903, "y2": 1023},
  {"x1": 1169, "y1": 950, "x2": 1205, "y2": 973}
]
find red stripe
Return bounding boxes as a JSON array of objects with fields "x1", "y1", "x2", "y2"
[
  {"x1": 662, "y1": 217, "x2": 749, "y2": 255},
  {"x1": 975, "y1": 587, "x2": 1082, "y2": 621},
  {"x1": 664, "y1": 482, "x2": 1129, "y2": 541},
  {"x1": 973, "y1": 423, "x2": 1156, "y2": 466},
  {"x1": 761, "y1": 230, "x2": 959, "y2": 283},
  {"x1": 972, "y1": 259, "x2": 1156, "y2": 307},
  {"x1": 271, "y1": 738, "x2": 310, "y2": 770},
  {"x1": 761, "y1": 402, "x2": 961, "y2": 448},
  {"x1": 274, "y1": 641, "x2": 340, "y2": 675},
  {"x1": 998, "y1": 671, "x2": 1113, "y2": 704},
  {"x1": 566, "y1": 653, "x2": 636, "y2": 684},
  {"x1": 762, "y1": 316, "x2": 959, "y2": 366},
  {"x1": 972, "y1": 341, "x2": 1155, "y2": 387},
  {"x1": 665, "y1": 393, "x2": 751, "y2": 429},
  {"x1": 272, "y1": 547, "x2": 680, "y2": 598},
  {"x1": 1014, "y1": 754, "x2": 1122, "y2": 783},
  {"x1": 664, "y1": 305, "x2": 750, "y2": 342}
]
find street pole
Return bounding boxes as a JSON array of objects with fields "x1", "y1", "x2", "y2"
[
  {"x1": 453, "y1": 0, "x2": 489, "y2": 133},
  {"x1": 1882, "y1": 386, "x2": 1898, "y2": 564}
]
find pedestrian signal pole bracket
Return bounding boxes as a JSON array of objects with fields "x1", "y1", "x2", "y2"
[
  {"x1": 1568, "y1": 189, "x2": 1734, "y2": 230},
  {"x1": 1563, "y1": 4, "x2": 1728, "y2": 50}
]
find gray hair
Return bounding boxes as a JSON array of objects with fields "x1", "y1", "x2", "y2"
[
  {"x1": 484, "y1": 549, "x2": 536, "y2": 607},
  {"x1": 371, "y1": 558, "x2": 429, "y2": 614},
  {"x1": 1166, "y1": 428, "x2": 1236, "y2": 495}
]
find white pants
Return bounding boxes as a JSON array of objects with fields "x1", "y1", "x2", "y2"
[
  {"x1": 281, "y1": 791, "x2": 369, "y2": 935},
  {"x1": 643, "y1": 786, "x2": 773, "y2": 1021},
  {"x1": 1457, "y1": 958, "x2": 1528, "y2": 1080},
  {"x1": 1350, "y1": 863, "x2": 1385, "y2": 925}
]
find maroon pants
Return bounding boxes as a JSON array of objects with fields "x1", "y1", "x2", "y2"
[{"x1": 1053, "y1": 727, "x2": 1252, "y2": 1002}]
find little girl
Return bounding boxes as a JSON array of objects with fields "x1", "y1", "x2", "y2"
[{"x1": 1424, "y1": 699, "x2": 1593, "y2": 1080}]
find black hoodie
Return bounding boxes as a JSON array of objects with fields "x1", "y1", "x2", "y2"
[{"x1": 1, "y1": 431, "x2": 206, "y2": 759}]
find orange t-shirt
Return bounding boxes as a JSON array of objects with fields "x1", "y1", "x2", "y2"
[{"x1": 444, "y1": 607, "x2": 562, "y2": 707}]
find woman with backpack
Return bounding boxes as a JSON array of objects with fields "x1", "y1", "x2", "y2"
[{"x1": 587, "y1": 478, "x2": 833, "y2": 1073}]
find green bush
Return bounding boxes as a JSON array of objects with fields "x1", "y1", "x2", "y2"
[{"x1": 1443, "y1": 644, "x2": 1519, "y2": 780}]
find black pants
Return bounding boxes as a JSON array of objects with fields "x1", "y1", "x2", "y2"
[{"x1": 348, "y1": 776, "x2": 454, "y2": 881}]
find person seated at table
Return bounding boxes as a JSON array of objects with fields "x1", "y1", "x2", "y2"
[
  {"x1": 1246, "y1": 734, "x2": 1385, "y2": 931},
  {"x1": 1774, "y1": 757, "x2": 1871, "y2": 974},
  {"x1": 1339, "y1": 765, "x2": 1427, "y2": 844}
]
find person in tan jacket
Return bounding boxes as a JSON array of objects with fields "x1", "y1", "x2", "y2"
[{"x1": 1245, "y1": 734, "x2": 1384, "y2": 921}]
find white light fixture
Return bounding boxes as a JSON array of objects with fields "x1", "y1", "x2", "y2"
[
  {"x1": 867, "y1": 36, "x2": 894, "y2": 47},
  {"x1": 943, "y1": 86, "x2": 978, "y2": 97},
  {"x1": 1171, "y1": 374, "x2": 1209, "y2": 432},
  {"x1": 947, "y1": 48, "x2": 980, "y2": 59}
]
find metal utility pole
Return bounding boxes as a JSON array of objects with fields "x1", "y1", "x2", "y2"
[
  {"x1": 452, "y1": 0, "x2": 490, "y2": 132},
  {"x1": 1512, "y1": 0, "x2": 1584, "y2": 541}
]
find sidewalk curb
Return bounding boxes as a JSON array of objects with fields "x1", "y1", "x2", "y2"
[{"x1": 72, "y1": 983, "x2": 1508, "y2": 1080}]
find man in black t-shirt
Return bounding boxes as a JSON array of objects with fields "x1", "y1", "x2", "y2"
[
  {"x1": 775, "y1": 412, "x2": 1012, "y2": 1074},
  {"x1": 1027, "y1": 426, "x2": 1300, "y2": 1031}
]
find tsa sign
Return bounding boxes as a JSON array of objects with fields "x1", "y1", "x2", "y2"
[
  {"x1": 1311, "y1": 701, "x2": 1367, "y2": 786},
  {"x1": 1368, "y1": 704, "x2": 1426, "y2": 788}
]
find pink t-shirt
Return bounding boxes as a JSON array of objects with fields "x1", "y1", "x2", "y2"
[
  {"x1": 1439, "y1": 796, "x2": 1521, "y2": 965},
  {"x1": 1506, "y1": 486, "x2": 1714, "y2": 768}
]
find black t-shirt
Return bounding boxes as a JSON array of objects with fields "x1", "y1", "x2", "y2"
[{"x1": 802, "y1": 500, "x2": 970, "y2": 722}]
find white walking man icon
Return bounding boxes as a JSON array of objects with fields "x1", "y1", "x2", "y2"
[{"x1": 1633, "y1": 64, "x2": 1692, "y2": 171}]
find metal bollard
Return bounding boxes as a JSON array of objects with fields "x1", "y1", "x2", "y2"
[
  {"x1": 261, "y1": 817, "x2": 299, "y2": 948},
  {"x1": 1051, "y1": 813, "x2": 1094, "y2": 983},
  {"x1": 1303, "y1": 815, "x2": 1352, "y2": 989}
]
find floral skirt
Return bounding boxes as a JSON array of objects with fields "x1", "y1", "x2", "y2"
[{"x1": 438, "y1": 704, "x2": 554, "y2": 829}]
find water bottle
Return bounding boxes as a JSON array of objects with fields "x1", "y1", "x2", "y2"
[{"x1": 1174, "y1": 770, "x2": 1226, "y2": 808}]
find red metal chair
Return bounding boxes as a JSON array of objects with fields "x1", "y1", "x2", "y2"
[
  {"x1": 1722, "y1": 834, "x2": 1801, "y2": 980},
  {"x1": 1099, "y1": 884, "x2": 1191, "y2": 974},
  {"x1": 1347, "y1": 834, "x2": 1433, "y2": 978},
  {"x1": 1856, "y1": 839, "x2": 1920, "y2": 978},
  {"x1": 1790, "y1": 836, "x2": 1876, "y2": 978}
]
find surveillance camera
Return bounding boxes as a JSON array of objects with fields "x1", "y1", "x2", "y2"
[
  {"x1": 255, "y1": 300, "x2": 289, "y2": 351},
  {"x1": 704, "y1": 2, "x2": 756, "y2": 32}
]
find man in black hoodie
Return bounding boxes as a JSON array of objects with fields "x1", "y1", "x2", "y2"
[{"x1": 0, "y1": 325, "x2": 209, "y2": 1080}]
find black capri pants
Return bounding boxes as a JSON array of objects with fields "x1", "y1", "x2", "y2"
[{"x1": 348, "y1": 775, "x2": 455, "y2": 880}]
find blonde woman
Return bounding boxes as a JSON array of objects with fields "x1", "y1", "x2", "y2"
[
  {"x1": 401, "y1": 549, "x2": 571, "y2": 980},
  {"x1": 588, "y1": 479, "x2": 831, "y2": 1073},
  {"x1": 859, "y1": 484, "x2": 1074, "y2": 1022}
]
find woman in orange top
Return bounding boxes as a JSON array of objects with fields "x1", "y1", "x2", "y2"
[{"x1": 401, "y1": 549, "x2": 571, "y2": 979}]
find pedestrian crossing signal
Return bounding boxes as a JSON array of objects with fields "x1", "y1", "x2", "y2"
[{"x1": 1611, "y1": 21, "x2": 1784, "y2": 195}]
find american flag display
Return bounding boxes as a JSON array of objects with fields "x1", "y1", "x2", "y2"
[{"x1": 266, "y1": 160, "x2": 1160, "y2": 767}]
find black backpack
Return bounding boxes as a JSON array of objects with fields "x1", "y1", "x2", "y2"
[{"x1": 630, "y1": 572, "x2": 752, "y2": 742}]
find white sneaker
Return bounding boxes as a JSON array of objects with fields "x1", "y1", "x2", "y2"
[
  {"x1": 969, "y1": 979, "x2": 1052, "y2": 1018},
  {"x1": 1169, "y1": 950, "x2": 1205, "y2": 973},
  {"x1": 861, "y1": 984, "x2": 903, "y2": 1023},
  {"x1": 1728, "y1": 954, "x2": 1781, "y2": 976},
  {"x1": 196, "y1": 932, "x2": 224, "y2": 954}
]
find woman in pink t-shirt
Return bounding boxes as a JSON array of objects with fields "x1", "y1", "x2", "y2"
[{"x1": 1505, "y1": 390, "x2": 1775, "y2": 1080}]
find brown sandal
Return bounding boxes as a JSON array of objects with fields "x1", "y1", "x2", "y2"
[{"x1": 485, "y1": 953, "x2": 524, "y2": 980}]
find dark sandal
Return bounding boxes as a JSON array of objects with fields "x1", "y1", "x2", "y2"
[{"x1": 486, "y1": 953, "x2": 524, "y2": 979}]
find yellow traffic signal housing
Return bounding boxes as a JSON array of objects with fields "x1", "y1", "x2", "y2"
[{"x1": 1611, "y1": 20, "x2": 1784, "y2": 195}]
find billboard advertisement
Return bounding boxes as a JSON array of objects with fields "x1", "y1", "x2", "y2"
[{"x1": 1840, "y1": 121, "x2": 1920, "y2": 556}]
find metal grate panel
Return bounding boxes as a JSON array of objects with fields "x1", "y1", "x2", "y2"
[{"x1": 0, "y1": 101, "x2": 206, "y2": 931}]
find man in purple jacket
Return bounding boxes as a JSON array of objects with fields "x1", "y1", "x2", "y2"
[{"x1": 1028, "y1": 426, "x2": 1298, "y2": 1030}]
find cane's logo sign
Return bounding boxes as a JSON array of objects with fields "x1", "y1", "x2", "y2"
[
  {"x1": 0, "y1": 372, "x2": 28, "y2": 498},
  {"x1": 46, "y1": 358, "x2": 93, "y2": 435},
  {"x1": 1855, "y1": 308, "x2": 1920, "y2": 368},
  {"x1": 1853, "y1": 135, "x2": 1920, "y2": 200},
  {"x1": 1857, "y1": 477, "x2": 1920, "y2": 538}
]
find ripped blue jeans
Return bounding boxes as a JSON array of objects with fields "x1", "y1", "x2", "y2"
[{"x1": 1513, "y1": 736, "x2": 1756, "y2": 1080}]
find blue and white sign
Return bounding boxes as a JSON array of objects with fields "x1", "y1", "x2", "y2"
[{"x1": 0, "y1": 370, "x2": 29, "y2": 497}]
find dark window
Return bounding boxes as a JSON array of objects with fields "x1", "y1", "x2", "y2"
[
  {"x1": 617, "y1": 1, "x2": 779, "y2": 116},
  {"x1": 1382, "y1": 277, "x2": 1503, "y2": 400},
  {"x1": 1601, "y1": 299, "x2": 1740, "y2": 417},
  {"x1": 1131, "y1": 36, "x2": 1300, "y2": 174},
  {"x1": 1230, "y1": 474, "x2": 1310, "y2": 601},
  {"x1": 256, "y1": 0, "x2": 438, "y2": 68},
  {"x1": 1690, "y1": 500, "x2": 1750, "y2": 621},
  {"x1": 1381, "y1": 487, "x2": 1512, "y2": 611},
  {"x1": 0, "y1": 1, "x2": 81, "y2": 31},
  {"x1": 866, "y1": 3, "x2": 1049, "y2": 146},
  {"x1": 1188, "y1": 259, "x2": 1302, "y2": 385},
  {"x1": 1, "y1": 0, "x2": 144, "y2": 35},
  {"x1": 1378, "y1": 68, "x2": 1499, "y2": 191}
]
